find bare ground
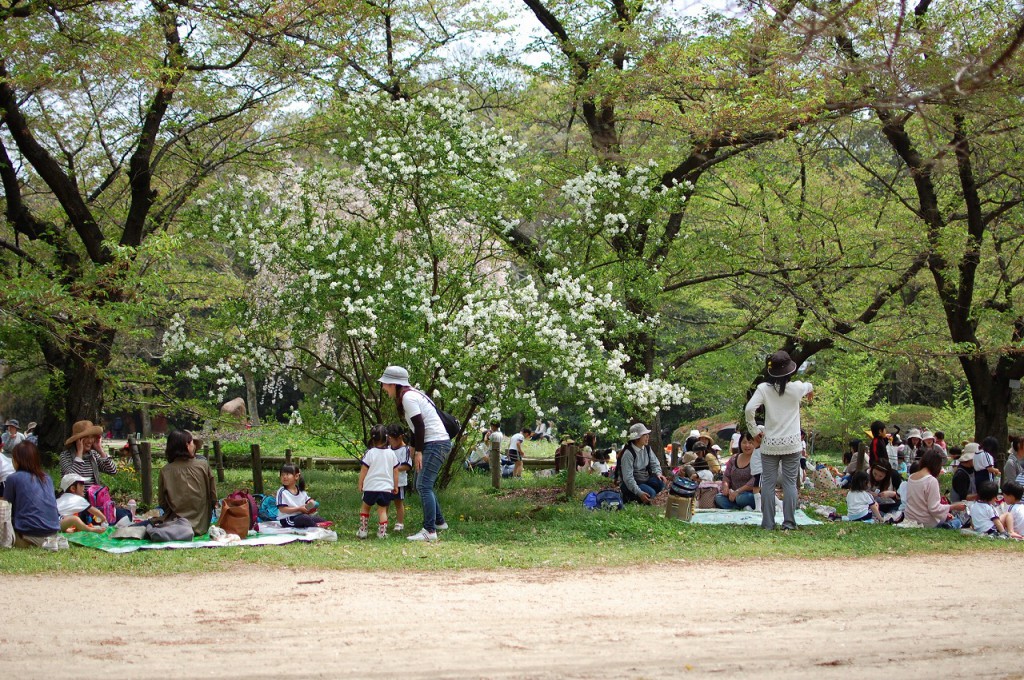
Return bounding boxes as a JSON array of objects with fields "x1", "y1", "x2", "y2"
[{"x1": 3, "y1": 553, "x2": 1019, "y2": 679}]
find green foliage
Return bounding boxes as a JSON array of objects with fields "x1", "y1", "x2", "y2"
[
  {"x1": 806, "y1": 351, "x2": 888, "y2": 446},
  {"x1": 927, "y1": 387, "x2": 975, "y2": 447}
]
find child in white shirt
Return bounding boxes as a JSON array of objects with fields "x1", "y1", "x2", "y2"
[
  {"x1": 970, "y1": 481, "x2": 1007, "y2": 535},
  {"x1": 386, "y1": 423, "x2": 412, "y2": 532},
  {"x1": 845, "y1": 471, "x2": 882, "y2": 522},
  {"x1": 276, "y1": 463, "x2": 325, "y2": 529},
  {"x1": 358, "y1": 425, "x2": 399, "y2": 539},
  {"x1": 56, "y1": 473, "x2": 107, "y2": 533},
  {"x1": 998, "y1": 481, "x2": 1024, "y2": 539}
]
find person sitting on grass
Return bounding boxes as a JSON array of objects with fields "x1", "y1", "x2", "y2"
[
  {"x1": 715, "y1": 432, "x2": 756, "y2": 510},
  {"x1": 2, "y1": 441, "x2": 65, "y2": 550},
  {"x1": 845, "y1": 471, "x2": 883, "y2": 522},
  {"x1": 56, "y1": 473, "x2": 107, "y2": 534},
  {"x1": 999, "y1": 481, "x2": 1024, "y2": 539},
  {"x1": 617, "y1": 423, "x2": 667, "y2": 505},
  {"x1": 157, "y1": 429, "x2": 217, "y2": 536},
  {"x1": 869, "y1": 459, "x2": 903, "y2": 516},
  {"x1": 903, "y1": 449, "x2": 967, "y2": 528},
  {"x1": 357, "y1": 425, "x2": 399, "y2": 539},
  {"x1": 276, "y1": 462, "x2": 325, "y2": 529},
  {"x1": 970, "y1": 481, "x2": 1008, "y2": 536},
  {"x1": 948, "y1": 446, "x2": 978, "y2": 502}
]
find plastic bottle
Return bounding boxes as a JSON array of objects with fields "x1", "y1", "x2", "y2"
[{"x1": 127, "y1": 499, "x2": 137, "y2": 520}]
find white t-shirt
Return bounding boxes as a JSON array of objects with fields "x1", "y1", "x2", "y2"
[
  {"x1": 0, "y1": 452, "x2": 14, "y2": 482},
  {"x1": 1008, "y1": 504, "x2": 1024, "y2": 533},
  {"x1": 392, "y1": 445, "x2": 412, "y2": 486},
  {"x1": 489, "y1": 430, "x2": 504, "y2": 448},
  {"x1": 975, "y1": 450, "x2": 995, "y2": 472},
  {"x1": 361, "y1": 446, "x2": 399, "y2": 492},
  {"x1": 401, "y1": 390, "x2": 449, "y2": 444},
  {"x1": 896, "y1": 480, "x2": 909, "y2": 511},
  {"x1": 846, "y1": 490, "x2": 875, "y2": 519},
  {"x1": 1, "y1": 432, "x2": 25, "y2": 455},
  {"x1": 56, "y1": 492, "x2": 90, "y2": 518},
  {"x1": 970, "y1": 501, "x2": 998, "y2": 533},
  {"x1": 276, "y1": 485, "x2": 310, "y2": 510},
  {"x1": 730, "y1": 432, "x2": 742, "y2": 452},
  {"x1": 750, "y1": 449, "x2": 763, "y2": 477},
  {"x1": 745, "y1": 380, "x2": 813, "y2": 456},
  {"x1": 508, "y1": 432, "x2": 525, "y2": 453}
]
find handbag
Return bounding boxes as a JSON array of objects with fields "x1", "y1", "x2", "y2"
[
  {"x1": 146, "y1": 516, "x2": 194, "y2": 542},
  {"x1": 217, "y1": 498, "x2": 252, "y2": 538},
  {"x1": 696, "y1": 481, "x2": 720, "y2": 509}
]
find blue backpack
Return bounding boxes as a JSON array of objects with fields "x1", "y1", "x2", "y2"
[
  {"x1": 594, "y1": 489, "x2": 624, "y2": 510},
  {"x1": 258, "y1": 494, "x2": 279, "y2": 521}
]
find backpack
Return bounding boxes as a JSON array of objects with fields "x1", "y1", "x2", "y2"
[
  {"x1": 583, "y1": 492, "x2": 599, "y2": 510},
  {"x1": 86, "y1": 484, "x2": 117, "y2": 524},
  {"x1": 221, "y1": 490, "x2": 259, "y2": 533},
  {"x1": 408, "y1": 388, "x2": 462, "y2": 438},
  {"x1": 594, "y1": 489, "x2": 624, "y2": 510},
  {"x1": 258, "y1": 494, "x2": 279, "y2": 521}
]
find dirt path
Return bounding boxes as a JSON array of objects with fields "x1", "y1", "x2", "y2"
[{"x1": 3, "y1": 553, "x2": 1018, "y2": 679}]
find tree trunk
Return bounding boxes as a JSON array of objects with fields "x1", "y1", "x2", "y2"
[
  {"x1": 967, "y1": 366, "x2": 1011, "y2": 464},
  {"x1": 243, "y1": 367, "x2": 261, "y2": 427}
]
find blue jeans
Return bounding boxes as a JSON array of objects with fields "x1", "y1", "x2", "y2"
[
  {"x1": 714, "y1": 491, "x2": 756, "y2": 510},
  {"x1": 416, "y1": 439, "x2": 450, "y2": 532},
  {"x1": 622, "y1": 475, "x2": 664, "y2": 503}
]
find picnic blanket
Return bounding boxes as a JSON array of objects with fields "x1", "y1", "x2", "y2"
[
  {"x1": 67, "y1": 526, "x2": 337, "y2": 554},
  {"x1": 688, "y1": 509, "x2": 821, "y2": 526}
]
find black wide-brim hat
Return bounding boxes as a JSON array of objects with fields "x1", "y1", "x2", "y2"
[{"x1": 766, "y1": 350, "x2": 798, "y2": 378}]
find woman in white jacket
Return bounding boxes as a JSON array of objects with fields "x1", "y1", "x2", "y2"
[{"x1": 745, "y1": 350, "x2": 813, "y2": 531}]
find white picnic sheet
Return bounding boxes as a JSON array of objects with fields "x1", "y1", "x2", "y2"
[{"x1": 687, "y1": 509, "x2": 821, "y2": 526}]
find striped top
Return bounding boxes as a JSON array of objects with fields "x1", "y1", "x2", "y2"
[{"x1": 58, "y1": 449, "x2": 117, "y2": 485}]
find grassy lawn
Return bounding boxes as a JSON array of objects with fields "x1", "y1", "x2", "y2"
[{"x1": 3, "y1": 450, "x2": 1022, "y2": 574}]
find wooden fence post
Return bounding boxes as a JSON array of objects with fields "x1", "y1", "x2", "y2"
[
  {"x1": 139, "y1": 441, "x2": 153, "y2": 506},
  {"x1": 213, "y1": 440, "x2": 225, "y2": 483},
  {"x1": 285, "y1": 448, "x2": 292, "y2": 464},
  {"x1": 490, "y1": 438, "x2": 501, "y2": 489},
  {"x1": 671, "y1": 442, "x2": 680, "y2": 468},
  {"x1": 250, "y1": 444, "x2": 264, "y2": 494},
  {"x1": 565, "y1": 443, "x2": 578, "y2": 498}
]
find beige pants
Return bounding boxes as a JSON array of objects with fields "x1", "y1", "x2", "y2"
[{"x1": 14, "y1": 532, "x2": 68, "y2": 550}]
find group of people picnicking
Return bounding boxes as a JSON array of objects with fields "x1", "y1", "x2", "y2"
[{"x1": 5, "y1": 351, "x2": 1024, "y2": 548}]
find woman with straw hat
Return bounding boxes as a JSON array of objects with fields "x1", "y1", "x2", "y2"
[
  {"x1": 745, "y1": 350, "x2": 814, "y2": 531},
  {"x1": 58, "y1": 420, "x2": 117, "y2": 486}
]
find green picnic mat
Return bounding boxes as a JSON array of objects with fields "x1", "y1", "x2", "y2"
[{"x1": 66, "y1": 526, "x2": 336, "y2": 553}]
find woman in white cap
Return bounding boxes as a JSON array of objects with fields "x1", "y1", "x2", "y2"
[
  {"x1": 745, "y1": 350, "x2": 813, "y2": 530},
  {"x1": 59, "y1": 420, "x2": 117, "y2": 485},
  {"x1": 616, "y1": 423, "x2": 667, "y2": 504},
  {"x1": 378, "y1": 366, "x2": 450, "y2": 542},
  {"x1": 2, "y1": 419, "x2": 25, "y2": 455}
]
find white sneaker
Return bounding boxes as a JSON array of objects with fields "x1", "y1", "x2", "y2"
[
  {"x1": 394, "y1": 523, "x2": 404, "y2": 532},
  {"x1": 356, "y1": 527, "x2": 368, "y2": 539},
  {"x1": 435, "y1": 522, "x2": 449, "y2": 531},
  {"x1": 407, "y1": 528, "x2": 438, "y2": 542}
]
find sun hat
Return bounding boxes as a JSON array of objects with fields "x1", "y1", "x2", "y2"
[
  {"x1": 60, "y1": 473, "x2": 90, "y2": 492},
  {"x1": 921, "y1": 430, "x2": 934, "y2": 442},
  {"x1": 64, "y1": 420, "x2": 104, "y2": 447},
  {"x1": 696, "y1": 430, "x2": 714, "y2": 445},
  {"x1": 905, "y1": 428, "x2": 922, "y2": 441},
  {"x1": 4, "y1": 419, "x2": 19, "y2": 429},
  {"x1": 628, "y1": 423, "x2": 652, "y2": 440},
  {"x1": 26, "y1": 421, "x2": 37, "y2": 432},
  {"x1": 687, "y1": 429, "x2": 700, "y2": 439},
  {"x1": 377, "y1": 365, "x2": 411, "y2": 386},
  {"x1": 681, "y1": 451, "x2": 698, "y2": 465},
  {"x1": 711, "y1": 444, "x2": 722, "y2": 452},
  {"x1": 692, "y1": 441, "x2": 708, "y2": 452},
  {"x1": 962, "y1": 442, "x2": 980, "y2": 456},
  {"x1": 765, "y1": 350, "x2": 797, "y2": 378}
]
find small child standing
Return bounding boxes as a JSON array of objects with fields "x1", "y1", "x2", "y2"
[
  {"x1": 386, "y1": 423, "x2": 412, "y2": 532},
  {"x1": 1000, "y1": 481, "x2": 1024, "y2": 539},
  {"x1": 846, "y1": 471, "x2": 882, "y2": 522},
  {"x1": 970, "y1": 480, "x2": 1007, "y2": 535},
  {"x1": 275, "y1": 463, "x2": 325, "y2": 528},
  {"x1": 358, "y1": 425, "x2": 399, "y2": 539}
]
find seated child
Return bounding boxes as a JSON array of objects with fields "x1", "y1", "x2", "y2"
[
  {"x1": 589, "y1": 449, "x2": 611, "y2": 476},
  {"x1": 56, "y1": 473, "x2": 107, "y2": 533},
  {"x1": 845, "y1": 471, "x2": 882, "y2": 522},
  {"x1": 970, "y1": 480, "x2": 1007, "y2": 535},
  {"x1": 386, "y1": 424, "x2": 412, "y2": 532},
  {"x1": 275, "y1": 463, "x2": 325, "y2": 528},
  {"x1": 999, "y1": 481, "x2": 1024, "y2": 539},
  {"x1": 357, "y1": 425, "x2": 399, "y2": 539}
]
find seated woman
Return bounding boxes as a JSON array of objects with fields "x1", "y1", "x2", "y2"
[
  {"x1": 869, "y1": 459, "x2": 903, "y2": 515},
  {"x1": 59, "y1": 420, "x2": 118, "y2": 486},
  {"x1": 904, "y1": 448, "x2": 967, "y2": 528},
  {"x1": 715, "y1": 432, "x2": 757, "y2": 509},
  {"x1": 157, "y1": 430, "x2": 217, "y2": 536},
  {"x1": 2, "y1": 441, "x2": 65, "y2": 549}
]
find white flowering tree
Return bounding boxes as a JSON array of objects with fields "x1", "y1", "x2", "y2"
[{"x1": 169, "y1": 94, "x2": 688, "y2": 484}]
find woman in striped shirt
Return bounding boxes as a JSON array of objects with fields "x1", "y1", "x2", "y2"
[{"x1": 58, "y1": 420, "x2": 117, "y2": 485}]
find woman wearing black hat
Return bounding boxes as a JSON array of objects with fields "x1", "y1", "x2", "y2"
[{"x1": 744, "y1": 350, "x2": 814, "y2": 530}]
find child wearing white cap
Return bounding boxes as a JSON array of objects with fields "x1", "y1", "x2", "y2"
[{"x1": 56, "y1": 473, "x2": 107, "y2": 533}]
